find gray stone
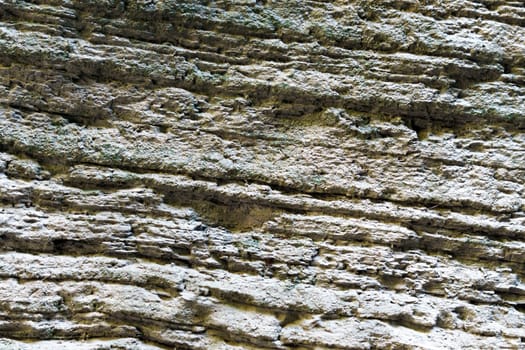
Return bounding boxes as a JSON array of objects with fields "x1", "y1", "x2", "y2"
[{"x1": 0, "y1": 0, "x2": 524, "y2": 349}]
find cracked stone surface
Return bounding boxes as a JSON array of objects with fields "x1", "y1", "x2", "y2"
[{"x1": 0, "y1": 0, "x2": 525, "y2": 349}]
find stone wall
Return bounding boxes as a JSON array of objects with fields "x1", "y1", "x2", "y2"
[{"x1": 0, "y1": 0, "x2": 525, "y2": 349}]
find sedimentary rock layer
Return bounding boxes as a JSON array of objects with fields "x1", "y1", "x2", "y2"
[{"x1": 0, "y1": 0, "x2": 524, "y2": 349}]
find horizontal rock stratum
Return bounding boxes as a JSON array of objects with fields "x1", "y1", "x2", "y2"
[{"x1": 0, "y1": 0, "x2": 525, "y2": 349}]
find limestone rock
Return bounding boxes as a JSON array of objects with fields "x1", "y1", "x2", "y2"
[{"x1": 0, "y1": 0, "x2": 525, "y2": 349}]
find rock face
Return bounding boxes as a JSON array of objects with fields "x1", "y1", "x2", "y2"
[{"x1": 0, "y1": 0, "x2": 525, "y2": 349}]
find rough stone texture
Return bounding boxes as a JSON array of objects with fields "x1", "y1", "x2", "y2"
[{"x1": 0, "y1": 0, "x2": 525, "y2": 349}]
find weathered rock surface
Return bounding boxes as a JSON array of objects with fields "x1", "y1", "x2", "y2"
[{"x1": 0, "y1": 0, "x2": 525, "y2": 349}]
